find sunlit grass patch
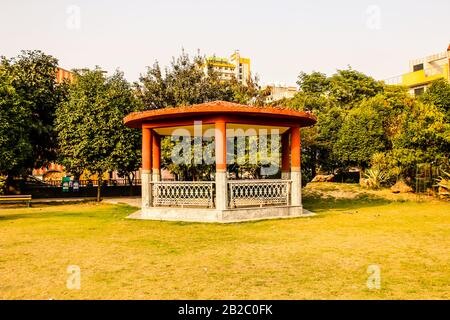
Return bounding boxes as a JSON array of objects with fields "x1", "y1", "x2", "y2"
[{"x1": 1, "y1": 184, "x2": 449, "y2": 299}]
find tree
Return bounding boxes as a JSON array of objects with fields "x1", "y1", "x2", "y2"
[
  {"x1": 279, "y1": 72, "x2": 338, "y2": 178},
  {"x1": 0, "y1": 61, "x2": 32, "y2": 177},
  {"x1": 329, "y1": 68, "x2": 383, "y2": 107},
  {"x1": 107, "y1": 71, "x2": 143, "y2": 189},
  {"x1": 279, "y1": 67, "x2": 450, "y2": 186},
  {"x1": 334, "y1": 105, "x2": 386, "y2": 173},
  {"x1": 297, "y1": 71, "x2": 330, "y2": 95},
  {"x1": 390, "y1": 101, "x2": 450, "y2": 174},
  {"x1": 136, "y1": 50, "x2": 261, "y2": 109},
  {"x1": 56, "y1": 68, "x2": 141, "y2": 201},
  {"x1": 0, "y1": 50, "x2": 65, "y2": 179},
  {"x1": 281, "y1": 96, "x2": 344, "y2": 177},
  {"x1": 313, "y1": 106, "x2": 346, "y2": 172},
  {"x1": 420, "y1": 79, "x2": 450, "y2": 121},
  {"x1": 7, "y1": 50, "x2": 65, "y2": 169},
  {"x1": 137, "y1": 50, "x2": 263, "y2": 180}
]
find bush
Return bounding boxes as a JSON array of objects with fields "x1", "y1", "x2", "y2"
[
  {"x1": 0, "y1": 176, "x2": 6, "y2": 195},
  {"x1": 368, "y1": 152, "x2": 404, "y2": 186},
  {"x1": 361, "y1": 168, "x2": 388, "y2": 189},
  {"x1": 390, "y1": 180, "x2": 413, "y2": 193},
  {"x1": 436, "y1": 170, "x2": 450, "y2": 199}
]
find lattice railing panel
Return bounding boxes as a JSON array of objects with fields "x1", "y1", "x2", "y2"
[
  {"x1": 228, "y1": 180, "x2": 291, "y2": 208},
  {"x1": 152, "y1": 181, "x2": 214, "y2": 208}
]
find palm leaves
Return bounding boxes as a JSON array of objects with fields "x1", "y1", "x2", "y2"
[{"x1": 435, "y1": 170, "x2": 450, "y2": 199}]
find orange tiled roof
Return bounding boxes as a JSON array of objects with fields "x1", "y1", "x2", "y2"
[{"x1": 124, "y1": 100, "x2": 317, "y2": 128}]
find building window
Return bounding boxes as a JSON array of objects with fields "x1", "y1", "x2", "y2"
[
  {"x1": 413, "y1": 63, "x2": 424, "y2": 72},
  {"x1": 414, "y1": 87, "x2": 425, "y2": 96}
]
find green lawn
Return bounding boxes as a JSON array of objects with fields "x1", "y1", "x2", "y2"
[{"x1": 1, "y1": 183, "x2": 449, "y2": 299}]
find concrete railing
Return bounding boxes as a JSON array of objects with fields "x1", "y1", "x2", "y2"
[
  {"x1": 228, "y1": 179, "x2": 291, "y2": 208},
  {"x1": 151, "y1": 181, "x2": 214, "y2": 208},
  {"x1": 150, "y1": 179, "x2": 292, "y2": 209}
]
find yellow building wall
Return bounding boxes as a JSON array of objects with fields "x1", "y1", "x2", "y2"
[{"x1": 402, "y1": 63, "x2": 449, "y2": 87}]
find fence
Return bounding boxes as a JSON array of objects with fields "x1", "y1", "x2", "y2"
[
  {"x1": 151, "y1": 181, "x2": 215, "y2": 208},
  {"x1": 228, "y1": 179, "x2": 291, "y2": 208},
  {"x1": 35, "y1": 179, "x2": 141, "y2": 187}
]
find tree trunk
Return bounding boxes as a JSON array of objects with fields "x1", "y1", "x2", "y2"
[
  {"x1": 97, "y1": 175, "x2": 102, "y2": 202},
  {"x1": 5, "y1": 175, "x2": 15, "y2": 195},
  {"x1": 128, "y1": 173, "x2": 134, "y2": 196}
]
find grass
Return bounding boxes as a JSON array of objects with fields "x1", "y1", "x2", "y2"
[{"x1": 1, "y1": 182, "x2": 449, "y2": 299}]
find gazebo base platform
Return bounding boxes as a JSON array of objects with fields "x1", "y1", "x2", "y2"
[{"x1": 127, "y1": 206, "x2": 315, "y2": 223}]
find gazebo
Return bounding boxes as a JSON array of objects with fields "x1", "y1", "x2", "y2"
[{"x1": 123, "y1": 101, "x2": 317, "y2": 222}]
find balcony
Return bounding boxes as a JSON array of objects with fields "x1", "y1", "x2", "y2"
[
  {"x1": 385, "y1": 64, "x2": 449, "y2": 87},
  {"x1": 402, "y1": 66, "x2": 448, "y2": 87}
]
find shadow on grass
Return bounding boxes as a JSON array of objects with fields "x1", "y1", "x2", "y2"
[
  {"x1": 0, "y1": 192, "x2": 401, "y2": 225},
  {"x1": 0, "y1": 210, "x2": 94, "y2": 221},
  {"x1": 303, "y1": 192, "x2": 398, "y2": 214},
  {"x1": 0, "y1": 213, "x2": 37, "y2": 221},
  {"x1": 0, "y1": 203, "x2": 135, "y2": 222},
  {"x1": 0, "y1": 200, "x2": 93, "y2": 210}
]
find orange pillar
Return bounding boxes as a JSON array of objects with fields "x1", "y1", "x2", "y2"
[
  {"x1": 141, "y1": 127, "x2": 152, "y2": 208},
  {"x1": 290, "y1": 126, "x2": 301, "y2": 206},
  {"x1": 215, "y1": 120, "x2": 227, "y2": 172},
  {"x1": 290, "y1": 127, "x2": 301, "y2": 171},
  {"x1": 142, "y1": 127, "x2": 152, "y2": 171},
  {"x1": 215, "y1": 120, "x2": 227, "y2": 210},
  {"x1": 151, "y1": 131, "x2": 161, "y2": 181},
  {"x1": 281, "y1": 131, "x2": 290, "y2": 179}
]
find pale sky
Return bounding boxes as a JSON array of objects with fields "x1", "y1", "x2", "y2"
[{"x1": 1, "y1": 0, "x2": 449, "y2": 86}]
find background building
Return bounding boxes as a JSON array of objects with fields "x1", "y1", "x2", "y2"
[
  {"x1": 385, "y1": 44, "x2": 450, "y2": 95},
  {"x1": 263, "y1": 84, "x2": 298, "y2": 103},
  {"x1": 203, "y1": 50, "x2": 251, "y2": 85},
  {"x1": 56, "y1": 67, "x2": 75, "y2": 83},
  {"x1": 203, "y1": 56, "x2": 236, "y2": 81},
  {"x1": 230, "y1": 50, "x2": 251, "y2": 84}
]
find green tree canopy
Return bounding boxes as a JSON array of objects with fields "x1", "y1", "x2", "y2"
[
  {"x1": 297, "y1": 71, "x2": 330, "y2": 95},
  {"x1": 136, "y1": 50, "x2": 262, "y2": 109},
  {"x1": 0, "y1": 50, "x2": 65, "y2": 177},
  {"x1": 279, "y1": 67, "x2": 450, "y2": 186},
  {"x1": 391, "y1": 101, "x2": 450, "y2": 171},
  {"x1": 107, "y1": 71, "x2": 144, "y2": 185},
  {"x1": 55, "y1": 68, "x2": 141, "y2": 200},
  {"x1": 420, "y1": 78, "x2": 450, "y2": 121},
  {"x1": 0, "y1": 61, "x2": 32, "y2": 176},
  {"x1": 136, "y1": 50, "x2": 264, "y2": 180},
  {"x1": 334, "y1": 104, "x2": 387, "y2": 170},
  {"x1": 329, "y1": 68, "x2": 383, "y2": 107}
]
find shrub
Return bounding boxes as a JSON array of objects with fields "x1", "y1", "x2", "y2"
[
  {"x1": 369, "y1": 152, "x2": 403, "y2": 185},
  {"x1": 0, "y1": 176, "x2": 6, "y2": 195},
  {"x1": 362, "y1": 168, "x2": 388, "y2": 189},
  {"x1": 390, "y1": 180, "x2": 413, "y2": 193},
  {"x1": 435, "y1": 170, "x2": 450, "y2": 199}
]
